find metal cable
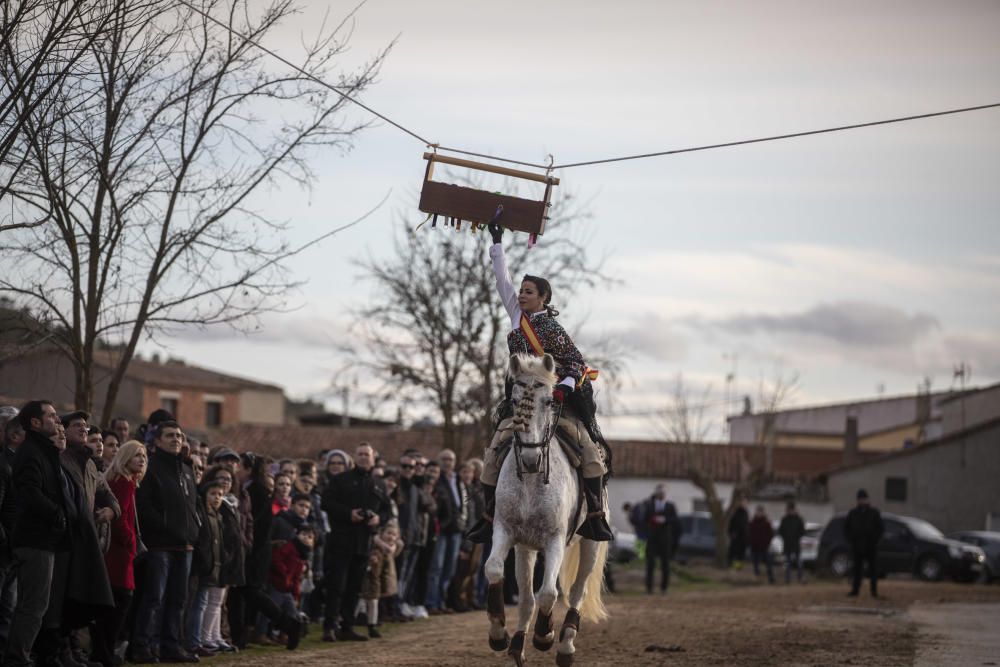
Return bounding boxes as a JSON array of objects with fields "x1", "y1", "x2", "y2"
[
  {"x1": 174, "y1": 0, "x2": 434, "y2": 146},
  {"x1": 552, "y1": 102, "x2": 1000, "y2": 169},
  {"x1": 168, "y1": 2, "x2": 1000, "y2": 176}
]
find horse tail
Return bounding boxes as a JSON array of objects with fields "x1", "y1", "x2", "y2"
[{"x1": 559, "y1": 540, "x2": 609, "y2": 624}]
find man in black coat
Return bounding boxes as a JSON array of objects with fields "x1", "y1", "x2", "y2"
[
  {"x1": 132, "y1": 420, "x2": 200, "y2": 663},
  {"x1": 728, "y1": 496, "x2": 750, "y2": 568},
  {"x1": 641, "y1": 484, "x2": 682, "y2": 594},
  {"x1": 844, "y1": 489, "x2": 884, "y2": 597},
  {"x1": 0, "y1": 410, "x2": 24, "y2": 650},
  {"x1": 321, "y1": 442, "x2": 390, "y2": 642},
  {"x1": 425, "y1": 449, "x2": 467, "y2": 613},
  {"x1": 4, "y1": 400, "x2": 76, "y2": 667},
  {"x1": 778, "y1": 501, "x2": 806, "y2": 583}
]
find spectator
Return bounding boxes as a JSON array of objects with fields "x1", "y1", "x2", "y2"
[
  {"x1": 186, "y1": 479, "x2": 228, "y2": 657},
  {"x1": 131, "y1": 420, "x2": 200, "y2": 663},
  {"x1": 0, "y1": 409, "x2": 24, "y2": 651},
  {"x1": 100, "y1": 430, "x2": 119, "y2": 471},
  {"x1": 272, "y1": 493, "x2": 313, "y2": 542},
  {"x1": 844, "y1": 489, "x2": 883, "y2": 598},
  {"x1": 199, "y1": 465, "x2": 241, "y2": 653},
  {"x1": 779, "y1": 501, "x2": 806, "y2": 584},
  {"x1": 271, "y1": 473, "x2": 293, "y2": 516},
  {"x1": 397, "y1": 452, "x2": 434, "y2": 620},
  {"x1": 219, "y1": 451, "x2": 256, "y2": 650},
  {"x1": 87, "y1": 425, "x2": 105, "y2": 470},
  {"x1": 448, "y1": 462, "x2": 480, "y2": 611},
  {"x1": 4, "y1": 400, "x2": 74, "y2": 666},
  {"x1": 277, "y1": 459, "x2": 298, "y2": 485},
  {"x1": 293, "y1": 462, "x2": 327, "y2": 622},
  {"x1": 360, "y1": 522, "x2": 402, "y2": 638},
  {"x1": 190, "y1": 453, "x2": 206, "y2": 485},
  {"x1": 425, "y1": 449, "x2": 468, "y2": 614},
  {"x1": 319, "y1": 450, "x2": 350, "y2": 494},
  {"x1": 267, "y1": 525, "x2": 314, "y2": 643},
  {"x1": 321, "y1": 442, "x2": 389, "y2": 642},
  {"x1": 109, "y1": 417, "x2": 131, "y2": 446},
  {"x1": 242, "y1": 455, "x2": 303, "y2": 650},
  {"x1": 727, "y1": 495, "x2": 750, "y2": 569},
  {"x1": 94, "y1": 441, "x2": 146, "y2": 667},
  {"x1": 60, "y1": 410, "x2": 120, "y2": 664},
  {"x1": 411, "y1": 459, "x2": 440, "y2": 619},
  {"x1": 641, "y1": 483, "x2": 681, "y2": 594},
  {"x1": 749, "y1": 505, "x2": 775, "y2": 584}
]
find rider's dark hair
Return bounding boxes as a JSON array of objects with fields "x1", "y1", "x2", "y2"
[{"x1": 522, "y1": 275, "x2": 560, "y2": 317}]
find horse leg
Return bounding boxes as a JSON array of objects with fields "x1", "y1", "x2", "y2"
[
  {"x1": 532, "y1": 539, "x2": 563, "y2": 652},
  {"x1": 485, "y1": 524, "x2": 513, "y2": 652},
  {"x1": 556, "y1": 540, "x2": 602, "y2": 667},
  {"x1": 509, "y1": 545, "x2": 537, "y2": 666}
]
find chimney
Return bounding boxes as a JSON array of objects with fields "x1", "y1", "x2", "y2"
[{"x1": 843, "y1": 416, "x2": 859, "y2": 465}]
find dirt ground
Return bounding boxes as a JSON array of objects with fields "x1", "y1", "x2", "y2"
[{"x1": 221, "y1": 566, "x2": 1000, "y2": 666}]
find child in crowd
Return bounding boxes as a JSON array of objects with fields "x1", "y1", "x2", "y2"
[
  {"x1": 360, "y1": 522, "x2": 403, "y2": 638},
  {"x1": 187, "y1": 479, "x2": 229, "y2": 657},
  {"x1": 267, "y1": 525, "x2": 315, "y2": 642}
]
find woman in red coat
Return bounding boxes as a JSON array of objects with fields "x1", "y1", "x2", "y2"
[{"x1": 93, "y1": 440, "x2": 147, "y2": 666}]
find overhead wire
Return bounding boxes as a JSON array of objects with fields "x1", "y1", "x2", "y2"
[{"x1": 173, "y1": 0, "x2": 1000, "y2": 173}]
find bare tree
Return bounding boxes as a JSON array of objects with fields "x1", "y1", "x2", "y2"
[
  {"x1": 1, "y1": 0, "x2": 389, "y2": 423},
  {"x1": 659, "y1": 369, "x2": 798, "y2": 567},
  {"x1": 0, "y1": 0, "x2": 111, "y2": 230},
  {"x1": 344, "y1": 189, "x2": 617, "y2": 461}
]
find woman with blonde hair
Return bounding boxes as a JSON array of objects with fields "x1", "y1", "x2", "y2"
[{"x1": 94, "y1": 440, "x2": 147, "y2": 665}]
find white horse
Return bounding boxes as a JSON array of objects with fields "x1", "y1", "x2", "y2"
[{"x1": 484, "y1": 353, "x2": 609, "y2": 667}]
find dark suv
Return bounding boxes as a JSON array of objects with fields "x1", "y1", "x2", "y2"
[{"x1": 818, "y1": 512, "x2": 986, "y2": 582}]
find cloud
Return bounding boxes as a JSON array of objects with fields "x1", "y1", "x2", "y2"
[
  {"x1": 609, "y1": 313, "x2": 689, "y2": 362},
  {"x1": 716, "y1": 301, "x2": 940, "y2": 347},
  {"x1": 167, "y1": 313, "x2": 348, "y2": 349}
]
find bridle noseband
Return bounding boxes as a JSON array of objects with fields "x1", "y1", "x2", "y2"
[{"x1": 511, "y1": 384, "x2": 562, "y2": 484}]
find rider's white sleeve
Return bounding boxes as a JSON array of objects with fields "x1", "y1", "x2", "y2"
[{"x1": 490, "y1": 243, "x2": 521, "y2": 329}]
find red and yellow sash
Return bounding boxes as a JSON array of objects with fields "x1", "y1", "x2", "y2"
[{"x1": 519, "y1": 312, "x2": 598, "y2": 387}]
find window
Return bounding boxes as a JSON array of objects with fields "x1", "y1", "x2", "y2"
[
  {"x1": 160, "y1": 397, "x2": 178, "y2": 418},
  {"x1": 885, "y1": 476, "x2": 907, "y2": 502},
  {"x1": 205, "y1": 400, "x2": 222, "y2": 427}
]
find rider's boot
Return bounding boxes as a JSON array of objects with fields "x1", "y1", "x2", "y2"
[
  {"x1": 576, "y1": 476, "x2": 613, "y2": 542},
  {"x1": 465, "y1": 483, "x2": 496, "y2": 543}
]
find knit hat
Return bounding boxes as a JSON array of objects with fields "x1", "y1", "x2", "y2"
[{"x1": 856, "y1": 488, "x2": 869, "y2": 500}]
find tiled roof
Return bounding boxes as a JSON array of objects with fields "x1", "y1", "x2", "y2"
[{"x1": 208, "y1": 423, "x2": 865, "y2": 481}]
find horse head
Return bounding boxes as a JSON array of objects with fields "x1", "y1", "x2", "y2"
[{"x1": 508, "y1": 352, "x2": 558, "y2": 474}]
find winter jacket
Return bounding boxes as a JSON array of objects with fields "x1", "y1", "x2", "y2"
[
  {"x1": 641, "y1": 496, "x2": 682, "y2": 552},
  {"x1": 844, "y1": 505, "x2": 884, "y2": 552},
  {"x1": 322, "y1": 467, "x2": 390, "y2": 556},
  {"x1": 271, "y1": 508, "x2": 308, "y2": 543},
  {"x1": 105, "y1": 476, "x2": 138, "y2": 590},
  {"x1": 192, "y1": 504, "x2": 224, "y2": 585},
  {"x1": 61, "y1": 445, "x2": 121, "y2": 552},
  {"x1": 434, "y1": 474, "x2": 468, "y2": 535},
  {"x1": 218, "y1": 497, "x2": 245, "y2": 587},
  {"x1": 270, "y1": 539, "x2": 308, "y2": 598},
  {"x1": 749, "y1": 515, "x2": 774, "y2": 553},
  {"x1": 778, "y1": 513, "x2": 806, "y2": 555},
  {"x1": 11, "y1": 430, "x2": 74, "y2": 551},
  {"x1": 135, "y1": 448, "x2": 199, "y2": 549}
]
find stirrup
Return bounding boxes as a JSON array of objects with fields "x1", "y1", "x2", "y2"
[{"x1": 576, "y1": 511, "x2": 613, "y2": 542}]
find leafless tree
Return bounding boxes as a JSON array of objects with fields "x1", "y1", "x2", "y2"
[
  {"x1": 344, "y1": 189, "x2": 619, "y2": 460},
  {"x1": 0, "y1": 0, "x2": 112, "y2": 230},
  {"x1": 1, "y1": 0, "x2": 390, "y2": 423},
  {"x1": 659, "y1": 369, "x2": 798, "y2": 567}
]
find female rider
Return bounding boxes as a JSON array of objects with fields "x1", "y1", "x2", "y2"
[{"x1": 465, "y1": 218, "x2": 613, "y2": 544}]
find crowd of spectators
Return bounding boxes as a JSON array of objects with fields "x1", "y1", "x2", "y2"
[{"x1": 0, "y1": 401, "x2": 487, "y2": 665}]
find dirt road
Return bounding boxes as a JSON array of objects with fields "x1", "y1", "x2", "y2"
[{"x1": 222, "y1": 577, "x2": 1000, "y2": 666}]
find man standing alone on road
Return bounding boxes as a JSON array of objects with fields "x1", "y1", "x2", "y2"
[
  {"x1": 642, "y1": 484, "x2": 681, "y2": 594},
  {"x1": 844, "y1": 489, "x2": 883, "y2": 598},
  {"x1": 779, "y1": 501, "x2": 806, "y2": 583}
]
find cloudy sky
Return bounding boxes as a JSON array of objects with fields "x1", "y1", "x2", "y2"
[{"x1": 147, "y1": 0, "x2": 1000, "y2": 439}]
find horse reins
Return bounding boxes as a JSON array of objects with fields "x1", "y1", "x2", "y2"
[{"x1": 512, "y1": 400, "x2": 563, "y2": 485}]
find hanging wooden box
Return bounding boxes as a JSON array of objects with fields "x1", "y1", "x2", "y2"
[{"x1": 418, "y1": 153, "x2": 559, "y2": 236}]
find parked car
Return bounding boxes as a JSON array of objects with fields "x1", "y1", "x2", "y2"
[
  {"x1": 769, "y1": 521, "x2": 822, "y2": 569},
  {"x1": 611, "y1": 529, "x2": 638, "y2": 564},
  {"x1": 818, "y1": 512, "x2": 986, "y2": 582},
  {"x1": 677, "y1": 511, "x2": 717, "y2": 560},
  {"x1": 948, "y1": 530, "x2": 1000, "y2": 582}
]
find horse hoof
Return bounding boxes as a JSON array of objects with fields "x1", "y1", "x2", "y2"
[
  {"x1": 490, "y1": 630, "x2": 511, "y2": 652},
  {"x1": 555, "y1": 652, "x2": 574, "y2": 667},
  {"x1": 533, "y1": 633, "x2": 555, "y2": 651},
  {"x1": 509, "y1": 631, "x2": 527, "y2": 665}
]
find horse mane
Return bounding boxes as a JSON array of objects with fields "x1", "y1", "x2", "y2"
[{"x1": 508, "y1": 353, "x2": 556, "y2": 387}]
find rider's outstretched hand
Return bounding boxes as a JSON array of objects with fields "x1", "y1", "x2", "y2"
[{"x1": 487, "y1": 204, "x2": 504, "y2": 244}]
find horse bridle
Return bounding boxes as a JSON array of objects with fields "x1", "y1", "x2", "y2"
[{"x1": 512, "y1": 399, "x2": 563, "y2": 485}]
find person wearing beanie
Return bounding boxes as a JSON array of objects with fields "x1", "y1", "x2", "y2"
[{"x1": 844, "y1": 489, "x2": 884, "y2": 597}]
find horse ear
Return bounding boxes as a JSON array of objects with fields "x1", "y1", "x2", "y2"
[
  {"x1": 542, "y1": 354, "x2": 555, "y2": 373},
  {"x1": 510, "y1": 354, "x2": 521, "y2": 374}
]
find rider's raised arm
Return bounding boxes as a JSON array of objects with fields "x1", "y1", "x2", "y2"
[{"x1": 489, "y1": 242, "x2": 520, "y2": 325}]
